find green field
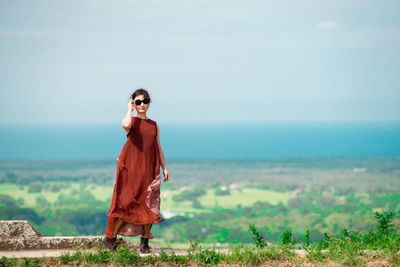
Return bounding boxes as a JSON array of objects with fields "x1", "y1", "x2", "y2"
[
  {"x1": 1, "y1": 157, "x2": 399, "y2": 246},
  {"x1": 0, "y1": 183, "x2": 291, "y2": 215},
  {"x1": 198, "y1": 188, "x2": 291, "y2": 208}
]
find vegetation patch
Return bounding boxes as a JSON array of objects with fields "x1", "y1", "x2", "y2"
[{"x1": 0, "y1": 211, "x2": 398, "y2": 266}]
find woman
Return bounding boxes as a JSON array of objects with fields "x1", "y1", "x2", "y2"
[{"x1": 103, "y1": 88, "x2": 170, "y2": 253}]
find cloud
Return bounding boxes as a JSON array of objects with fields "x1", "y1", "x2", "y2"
[{"x1": 315, "y1": 21, "x2": 339, "y2": 30}]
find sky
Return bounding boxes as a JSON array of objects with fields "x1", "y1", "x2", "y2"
[{"x1": 0, "y1": 0, "x2": 399, "y2": 124}]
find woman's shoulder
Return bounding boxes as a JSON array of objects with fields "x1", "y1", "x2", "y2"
[
  {"x1": 148, "y1": 118, "x2": 159, "y2": 128},
  {"x1": 149, "y1": 118, "x2": 158, "y2": 126}
]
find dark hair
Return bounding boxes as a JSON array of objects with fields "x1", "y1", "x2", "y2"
[{"x1": 130, "y1": 88, "x2": 151, "y2": 102}]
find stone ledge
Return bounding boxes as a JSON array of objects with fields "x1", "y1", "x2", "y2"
[
  {"x1": 0, "y1": 220, "x2": 42, "y2": 239},
  {"x1": 0, "y1": 220, "x2": 137, "y2": 250}
]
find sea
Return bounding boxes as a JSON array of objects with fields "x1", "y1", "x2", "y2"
[{"x1": 0, "y1": 121, "x2": 399, "y2": 159}]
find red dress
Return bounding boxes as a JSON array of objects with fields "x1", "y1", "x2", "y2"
[{"x1": 104, "y1": 116, "x2": 164, "y2": 239}]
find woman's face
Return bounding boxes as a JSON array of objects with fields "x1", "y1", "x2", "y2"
[{"x1": 133, "y1": 94, "x2": 150, "y2": 114}]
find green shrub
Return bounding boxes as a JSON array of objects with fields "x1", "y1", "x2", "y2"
[
  {"x1": 304, "y1": 228, "x2": 310, "y2": 246},
  {"x1": 249, "y1": 224, "x2": 267, "y2": 248},
  {"x1": 173, "y1": 187, "x2": 206, "y2": 202},
  {"x1": 28, "y1": 182, "x2": 43, "y2": 193},
  {"x1": 374, "y1": 210, "x2": 396, "y2": 236},
  {"x1": 0, "y1": 194, "x2": 16, "y2": 206},
  {"x1": 281, "y1": 229, "x2": 292, "y2": 246},
  {"x1": 50, "y1": 184, "x2": 61, "y2": 192},
  {"x1": 36, "y1": 196, "x2": 51, "y2": 207},
  {"x1": 215, "y1": 187, "x2": 230, "y2": 196}
]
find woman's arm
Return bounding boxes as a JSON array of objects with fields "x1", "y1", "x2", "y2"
[
  {"x1": 156, "y1": 124, "x2": 170, "y2": 181},
  {"x1": 122, "y1": 102, "x2": 134, "y2": 135}
]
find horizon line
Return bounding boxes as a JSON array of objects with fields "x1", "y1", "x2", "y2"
[{"x1": 1, "y1": 119, "x2": 400, "y2": 126}]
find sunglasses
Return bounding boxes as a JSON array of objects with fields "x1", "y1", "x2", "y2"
[{"x1": 134, "y1": 99, "x2": 150, "y2": 105}]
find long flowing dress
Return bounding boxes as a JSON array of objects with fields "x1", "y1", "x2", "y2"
[{"x1": 104, "y1": 116, "x2": 164, "y2": 239}]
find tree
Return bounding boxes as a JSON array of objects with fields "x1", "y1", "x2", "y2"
[
  {"x1": 0, "y1": 194, "x2": 16, "y2": 206},
  {"x1": 28, "y1": 182, "x2": 43, "y2": 193}
]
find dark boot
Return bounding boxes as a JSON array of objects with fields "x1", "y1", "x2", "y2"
[
  {"x1": 102, "y1": 236, "x2": 116, "y2": 251},
  {"x1": 140, "y1": 237, "x2": 151, "y2": 253},
  {"x1": 112, "y1": 235, "x2": 118, "y2": 250}
]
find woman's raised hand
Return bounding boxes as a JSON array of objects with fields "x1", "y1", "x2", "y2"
[{"x1": 127, "y1": 101, "x2": 134, "y2": 113}]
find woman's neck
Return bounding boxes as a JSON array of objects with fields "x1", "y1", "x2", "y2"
[{"x1": 135, "y1": 112, "x2": 148, "y2": 120}]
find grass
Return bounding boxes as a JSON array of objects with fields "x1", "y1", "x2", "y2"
[
  {"x1": 2, "y1": 241, "x2": 394, "y2": 266},
  {"x1": 0, "y1": 242, "x2": 299, "y2": 267},
  {"x1": 304, "y1": 210, "x2": 400, "y2": 266}
]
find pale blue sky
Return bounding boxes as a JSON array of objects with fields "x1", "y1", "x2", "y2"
[{"x1": 0, "y1": 0, "x2": 399, "y2": 124}]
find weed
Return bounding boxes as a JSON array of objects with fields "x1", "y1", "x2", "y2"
[
  {"x1": 0, "y1": 256, "x2": 18, "y2": 267},
  {"x1": 304, "y1": 228, "x2": 310, "y2": 246},
  {"x1": 281, "y1": 229, "x2": 292, "y2": 246},
  {"x1": 159, "y1": 249, "x2": 169, "y2": 262},
  {"x1": 374, "y1": 209, "x2": 396, "y2": 236},
  {"x1": 187, "y1": 238, "x2": 201, "y2": 255},
  {"x1": 157, "y1": 251, "x2": 187, "y2": 264},
  {"x1": 194, "y1": 249, "x2": 223, "y2": 265},
  {"x1": 59, "y1": 252, "x2": 73, "y2": 264},
  {"x1": 249, "y1": 224, "x2": 267, "y2": 248}
]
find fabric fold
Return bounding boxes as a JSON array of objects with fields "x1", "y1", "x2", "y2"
[{"x1": 116, "y1": 169, "x2": 163, "y2": 238}]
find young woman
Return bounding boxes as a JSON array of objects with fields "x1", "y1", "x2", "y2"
[{"x1": 103, "y1": 88, "x2": 170, "y2": 253}]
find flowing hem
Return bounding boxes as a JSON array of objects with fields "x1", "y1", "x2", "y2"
[
  {"x1": 117, "y1": 222, "x2": 155, "y2": 239},
  {"x1": 114, "y1": 168, "x2": 163, "y2": 238},
  {"x1": 105, "y1": 157, "x2": 163, "y2": 239}
]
